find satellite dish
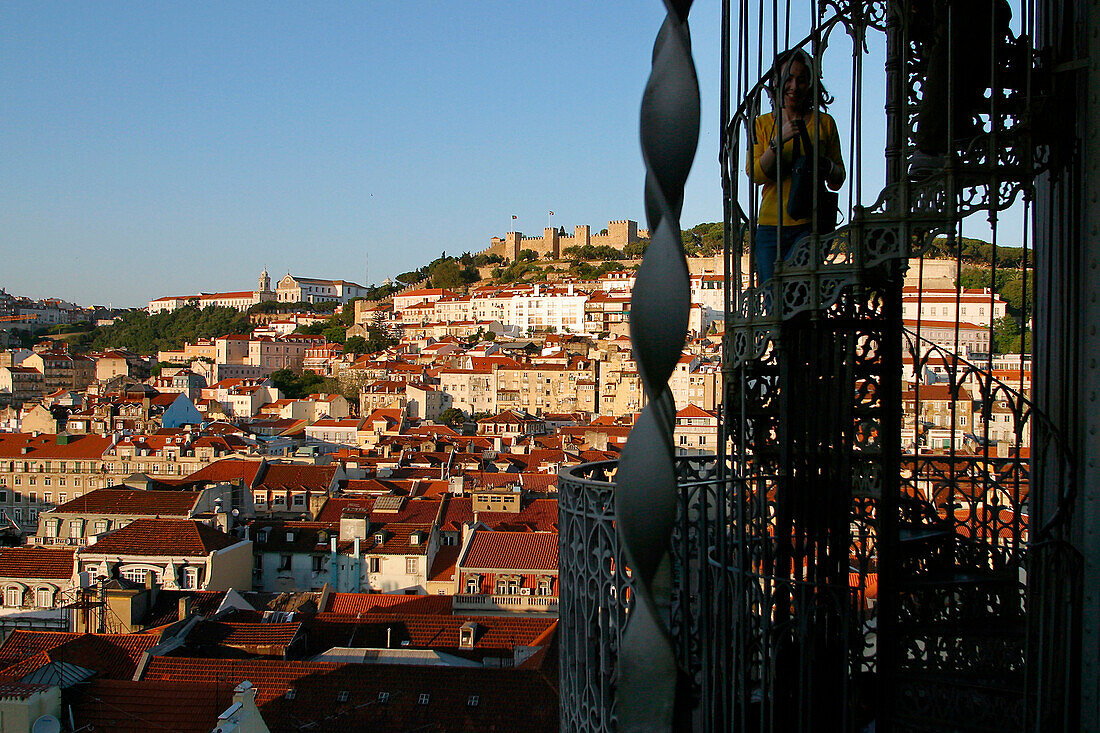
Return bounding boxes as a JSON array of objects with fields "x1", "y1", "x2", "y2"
[
  {"x1": 32, "y1": 716, "x2": 62, "y2": 733},
  {"x1": 231, "y1": 508, "x2": 240, "y2": 517}
]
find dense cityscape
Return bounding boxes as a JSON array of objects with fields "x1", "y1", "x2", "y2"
[
  {"x1": 0, "y1": 214, "x2": 1030, "y2": 730},
  {"x1": 13, "y1": 0, "x2": 1098, "y2": 728}
]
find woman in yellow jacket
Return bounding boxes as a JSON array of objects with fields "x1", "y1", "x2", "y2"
[{"x1": 748, "y1": 48, "x2": 845, "y2": 284}]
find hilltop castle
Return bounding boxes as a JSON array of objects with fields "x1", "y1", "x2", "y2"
[{"x1": 487, "y1": 220, "x2": 649, "y2": 261}]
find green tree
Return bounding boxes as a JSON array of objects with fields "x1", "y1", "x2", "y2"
[
  {"x1": 270, "y1": 368, "x2": 332, "y2": 399},
  {"x1": 518, "y1": 249, "x2": 538, "y2": 262},
  {"x1": 431, "y1": 259, "x2": 464, "y2": 289},
  {"x1": 993, "y1": 316, "x2": 1019, "y2": 353},
  {"x1": 247, "y1": 300, "x2": 285, "y2": 314},
  {"x1": 438, "y1": 407, "x2": 465, "y2": 427},
  {"x1": 344, "y1": 335, "x2": 369, "y2": 355},
  {"x1": 623, "y1": 240, "x2": 649, "y2": 258},
  {"x1": 322, "y1": 324, "x2": 347, "y2": 344}
]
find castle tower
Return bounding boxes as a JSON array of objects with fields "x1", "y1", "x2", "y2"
[
  {"x1": 607, "y1": 220, "x2": 638, "y2": 247},
  {"x1": 505, "y1": 232, "x2": 522, "y2": 262},
  {"x1": 259, "y1": 268, "x2": 271, "y2": 293},
  {"x1": 574, "y1": 225, "x2": 591, "y2": 248},
  {"x1": 544, "y1": 227, "x2": 561, "y2": 259}
]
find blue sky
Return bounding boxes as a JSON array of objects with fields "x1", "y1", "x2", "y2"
[{"x1": 1, "y1": 2, "x2": 1020, "y2": 308}]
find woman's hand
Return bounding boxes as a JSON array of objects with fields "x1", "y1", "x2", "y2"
[
  {"x1": 760, "y1": 115, "x2": 804, "y2": 180},
  {"x1": 774, "y1": 116, "x2": 803, "y2": 147}
]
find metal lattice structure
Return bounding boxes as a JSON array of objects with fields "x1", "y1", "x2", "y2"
[{"x1": 559, "y1": 0, "x2": 1099, "y2": 730}]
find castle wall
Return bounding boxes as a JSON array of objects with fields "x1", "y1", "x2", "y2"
[{"x1": 485, "y1": 221, "x2": 647, "y2": 261}]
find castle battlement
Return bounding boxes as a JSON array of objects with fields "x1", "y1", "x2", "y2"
[{"x1": 486, "y1": 220, "x2": 646, "y2": 261}]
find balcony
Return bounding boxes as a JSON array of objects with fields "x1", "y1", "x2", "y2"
[{"x1": 453, "y1": 593, "x2": 558, "y2": 614}]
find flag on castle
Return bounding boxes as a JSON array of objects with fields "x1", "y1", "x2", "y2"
[
  {"x1": 549, "y1": 211, "x2": 555, "y2": 216},
  {"x1": 512, "y1": 215, "x2": 517, "y2": 220}
]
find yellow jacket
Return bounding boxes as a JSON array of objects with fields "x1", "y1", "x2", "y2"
[{"x1": 747, "y1": 111, "x2": 844, "y2": 227}]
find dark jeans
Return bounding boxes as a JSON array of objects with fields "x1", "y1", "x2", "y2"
[
  {"x1": 754, "y1": 223, "x2": 812, "y2": 284},
  {"x1": 914, "y1": 0, "x2": 1012, "y2": 154}
]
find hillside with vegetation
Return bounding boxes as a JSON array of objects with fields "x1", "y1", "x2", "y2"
[{"x1": 13, "y1": 226, "x2": 1033, "y2": 357}]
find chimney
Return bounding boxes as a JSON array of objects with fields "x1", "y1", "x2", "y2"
[{"x1": 179, "y1": 595, "x2": 192, "y2": 619}]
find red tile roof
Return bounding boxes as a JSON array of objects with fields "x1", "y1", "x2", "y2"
[
  {"x1": 440, "y1": 497, "x2": 558, "y2": 533},
  {"x1": 72, "y1": 678, "x2": 234, "y2": 733},
  {"x1": 428, "y1": 545, "x2": 460, "y2": 583},
  {"x1": 325, "y1": 593, "x2": 454, "y2": 615},
  {"x1": 186, "y1": 621, "x2": 303, "y2": 652},
  {"x1": 363, "y1": 523, "x2": 433, "y2": 556},
  {"x1": 51, "y1": 488, "x2": 202, "y2": 516},
  {"x1": 141, "y1": 656, "x2": 559, "y2": 732},
  {"x1": 0, "y1": 631, "x2": 159, "y2": 680},
  {"x1": 82, "y1": 518, "x2": 243, "y2": 557},
  {"x1": 461, "y1": 531, "x2": 558, "y2": 572},
  {"x1": 0, "y1": 433, "x2": 112, "y2": 460},
  {"x1": 0, "y1": 547, "x2": 74, "y2": 580},
  {"x1": 174, "y1": 458, "x2": 265, "y2": 487},
  {"x1": 256, "y1": 463, "x2": 338, "y2": 491},
  {"x1": 307, "y1": 614, "x2": 558, "y2": 651}
]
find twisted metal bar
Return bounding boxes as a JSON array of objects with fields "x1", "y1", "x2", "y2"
[{"x1": 614, "y1": 1, "x2": 699, "y2": 730}]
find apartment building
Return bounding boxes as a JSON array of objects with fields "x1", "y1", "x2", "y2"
[
  {"x1": 437, "y1": 367, "x2": 496, "y2": 415},
  {"x1": 0, "y1": 367, "x2": 44, "y2": 407},
  {"x1": 493, "y1": 360, "x2": 597, "y2": 415},
  {"x1": 902, "y1": 286, "x2": 1008, "y2": 326}
]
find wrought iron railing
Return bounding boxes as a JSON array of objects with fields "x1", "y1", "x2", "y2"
[{"x1": 558, "y1": 456, "x2": 728, "y2": 732}]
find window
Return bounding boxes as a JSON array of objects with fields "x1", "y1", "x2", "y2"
[
  {"x1": 418, "y1": 694, "x2": 430, "y2": 705},
  {"x1": 279, "y1": 554, "x2": 292, "y2": 571},
  {"x1": 496, "y1": 579, "x2": 509, "y2": 595},
  {"x1": 94, "y1": 520, "x2": 109, "y2": 534},
  {"x1": 312, "y1": 556, "x2": 324, "y2": 572},
  {"x1": 405, "y1": 558, "x2": 418, "y2": 575},
  {"x1": 467, "y1": 695, "x2": 480, "y2": 707},
  {"x1": 122, "y1": 568, "x2": 155, "y2": 584},
  {"x1": 336, "y1": 691, "x2": 349, "y2": 703},
  {"x1": 35, "y1": 588, "x2": 52, "y2": 607},
  {"x1": 58, "y1": 493, "x2": 66, "y2": 503},
  {"x1": 465, "y1": 577, "x2": 481, "y2": 594},
  {"x1": 369, "y1": 557, "x2": 381, "y2": 573},
  {"x1": 255, "y1": 553, "x2": 263, "y2": 569},
  {"x1": 377, "y1": 692, "x2": 390, "y2": 703},
  {"x1": 285, "y1": 689, "x2": 297, "y2": 700},
  {"x1": 292, "y1": 494, "x2": 306, "y2": 507},
  {"x1": 12, "y1": 509, "x2": 20, "y2": 522},
  {"x1": 69, "y1": 521, "x2": 83, "y2": 539},
  {"x1": 4, "y1": 588, "x2": 20, "y2": 607},
  {"x1": 181, "y1": 567, "x2": 199, "y2": 589}
]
